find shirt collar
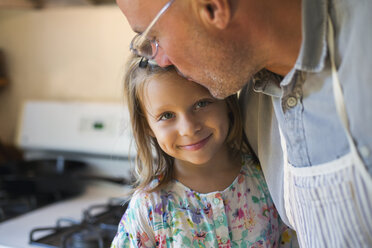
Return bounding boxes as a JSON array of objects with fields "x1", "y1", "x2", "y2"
[
  {"x1": 294, "y1": 0, "x2": 328, "y2": 73},
  {"x1": 253, "y1": 0, "x2": 328, "y2": 94},
  {"x1": 252, "y1": 69, "x2": 283, "y2": 97}
]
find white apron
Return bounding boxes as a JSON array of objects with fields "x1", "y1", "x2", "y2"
[{"x1": 280, "y1": 17, "x2": 372, "y2": 247}]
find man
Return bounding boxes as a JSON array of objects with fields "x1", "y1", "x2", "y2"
[{"x1": 116, "y1": 0, "x2": 372, "y2": 247}]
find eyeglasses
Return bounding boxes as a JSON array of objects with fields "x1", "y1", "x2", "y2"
[{"x1": 130, "y1": 0, "x2": 176, "y2": 60}]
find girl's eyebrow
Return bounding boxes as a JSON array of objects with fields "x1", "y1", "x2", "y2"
[
  {"x1": 145, "y1": 109, "x2": 158, "y2": 121},
  {"x1": 145, "y1": 93, "x2": 214, "y2": 119},
  {"x1": 145, "y1": 105, "x2": 172, "y2": 121}
]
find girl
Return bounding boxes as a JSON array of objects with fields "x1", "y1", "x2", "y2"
[{"x1": 111, "y1": 56, "x2": 297, "y2": 248}]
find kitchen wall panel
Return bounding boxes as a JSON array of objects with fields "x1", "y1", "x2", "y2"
[{"x1": 0, "y1": 5, "x2": 134, "y2": 144}]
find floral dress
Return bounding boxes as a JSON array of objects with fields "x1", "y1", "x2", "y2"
[{"x1": 111, "y1": 156, "x2": 298, "y2": 248}]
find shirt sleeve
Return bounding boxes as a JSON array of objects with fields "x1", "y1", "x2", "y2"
[{"x1": 111, "y1": 192, "x2": 156, "y2": 248}]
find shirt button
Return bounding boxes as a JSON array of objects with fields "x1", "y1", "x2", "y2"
[
  {"x1": 286, "y1": 96, "x2": 298, "y2": 108},
  {"x1": 221, "y1": 237, "x2": 228, "y2": 244},
  {"x1": 360, "y1": 146, "x2": 370, "y2": 158},
  {"x1": 213, "y1": 198, "x2": 220, "y2": 205},
  {"x1": 218, "y1": 216, "x2": 224, "y2": 224}
]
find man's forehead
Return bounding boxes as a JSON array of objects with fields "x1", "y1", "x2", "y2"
[{"x1": 117, "y1": 0, "x2": 162, "y2": 33}]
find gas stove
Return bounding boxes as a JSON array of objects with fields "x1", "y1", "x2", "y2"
[
  {"x1": 0, "y1": 159, "x2": 87, "y2": 223},
  {"x1": 0, "y1": 101, "x2": 134, "y2": 248},
  {"x1": 0, "y1": 182, "x2": 131, "y2": 248},
  {"x1": 0, "y1": 185, "x2": 79, "y2": 223},
  {"x1": 29, "y1": 196, "x2": 128, "y2": 248}
]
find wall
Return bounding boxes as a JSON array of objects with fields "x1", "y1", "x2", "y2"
[{"x1": 0, "y1": 5, "x2": 134, "y2": 145}]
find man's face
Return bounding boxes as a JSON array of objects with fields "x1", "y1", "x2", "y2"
[{"x1": 117, "y1": 0, "x2": 258, "y2": 99}]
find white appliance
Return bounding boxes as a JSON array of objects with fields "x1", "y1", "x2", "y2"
[{"x1": 0, "y1": 100, "x2": 135, "y2": 248}]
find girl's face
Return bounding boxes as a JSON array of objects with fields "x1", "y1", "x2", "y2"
[{"x1": 142, "y1": 71, "x2": 230, "y2": 165}]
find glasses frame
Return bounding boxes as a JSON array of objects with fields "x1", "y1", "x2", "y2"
[{"x1": 130, "y1": 0, "x2": 176, "y2": 60}]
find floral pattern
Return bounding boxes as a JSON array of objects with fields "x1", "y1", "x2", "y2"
[{"x1": 111, "y1": 156, "x2": 298, "y2": 248}]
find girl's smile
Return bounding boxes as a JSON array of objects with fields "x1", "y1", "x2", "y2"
[{"x1": 177, "y1": 134, "x2": 213, "y2": 151}]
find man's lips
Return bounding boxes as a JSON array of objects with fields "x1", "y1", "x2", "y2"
[{"x1": 178, "y1": 134, "x2": 212, "y2": 151}]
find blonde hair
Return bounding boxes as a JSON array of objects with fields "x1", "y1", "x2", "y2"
[{"x1": 124, "y1": 55, "x2": 250, "y2": 193}]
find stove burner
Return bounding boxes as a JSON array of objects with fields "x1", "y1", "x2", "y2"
[
  {"x1": 64, "y1": 226, "x2": 106, "y2": 248},
  {"x1": 29, "y1": 198, "x2": 128, "y2": 248},
  {"x1": 0, "y1": 158, "x2": 87, "y2": 222},
  {"x1": 0, "y1": 191, "x2": 74, "y2": 222}
]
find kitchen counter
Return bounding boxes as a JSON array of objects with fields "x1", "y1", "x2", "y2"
[{"x1": 0, "y1": 182, "x2": 131, "y2": 248}]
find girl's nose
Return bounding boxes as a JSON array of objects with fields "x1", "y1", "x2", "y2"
[
  {"x1": 178, "y1": 114, "x2": 202, "y2": 137},
  {"x1": 154, "y1": 46, "x2": 173, "y2": 67}
]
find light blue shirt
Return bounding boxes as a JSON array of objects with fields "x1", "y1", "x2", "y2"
[{"x1": 240, "y1": 0, "x2": 372, "y2": 225}]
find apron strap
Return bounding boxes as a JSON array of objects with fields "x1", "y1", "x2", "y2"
[
  {"x1": 280, "y1": 127, "x2": 295, "y2": 228},
  {"x1": 327, "y1": 16, "x2": 365, "y2": 167}
]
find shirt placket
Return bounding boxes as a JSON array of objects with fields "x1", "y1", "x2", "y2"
[
  {"x1": 253, "y1": 69, "x2": 311, "y2": 166},
  {"x1": 280, "y1": 71, "x2": 311, "y2": 166},
  {"x1": 208, "y1": 193, "x2": 231, "y2": 248}
]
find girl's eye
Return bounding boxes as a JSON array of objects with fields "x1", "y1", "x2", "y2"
[
  {"x1": 159, "y1": 112, "x2": 175, "y2": 121},
  {"x1": 195, "y1": 100, "x2": 211, "y2": 109}
]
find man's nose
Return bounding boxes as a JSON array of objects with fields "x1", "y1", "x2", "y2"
[{"x1": 154, "y1": 46, "x2": 173, "y2": 67}]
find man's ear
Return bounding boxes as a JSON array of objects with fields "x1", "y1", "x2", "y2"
[{"x1": 197, "y1": 0, "x2": 231, "y2": 30}]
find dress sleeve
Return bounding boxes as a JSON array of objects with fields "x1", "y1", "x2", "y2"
[
  {"x1": 111, "y1": 192, "x2": 156, "y2": 248},
  {"x1": 278, "y1": 221, "x2": 299, "y2": 248}
]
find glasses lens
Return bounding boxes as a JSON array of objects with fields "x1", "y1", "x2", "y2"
[
  {"x1": 139, "y1": 40, "x2": 154, "y2": 59},
  {"x1": 131, "y1": 35, "x2": 156, "y2": 59}
]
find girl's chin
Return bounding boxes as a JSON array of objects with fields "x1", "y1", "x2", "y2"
[{"x1": 176, "y1": 156, "x2": 214, "y2": 167}]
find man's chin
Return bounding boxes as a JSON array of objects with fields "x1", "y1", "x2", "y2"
[
  {"x1": 207, "y1": 89, "x2": 229, "y2": 100},
  {"x1": 185, "y1": 74, "x2": 239, "y2": 99},
  {"x1": 208, "y1": 85, "x2": 241, "y2": 99},
  {"x1": 210, "y1": 92, "x2": 226, "y2": 100}
]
